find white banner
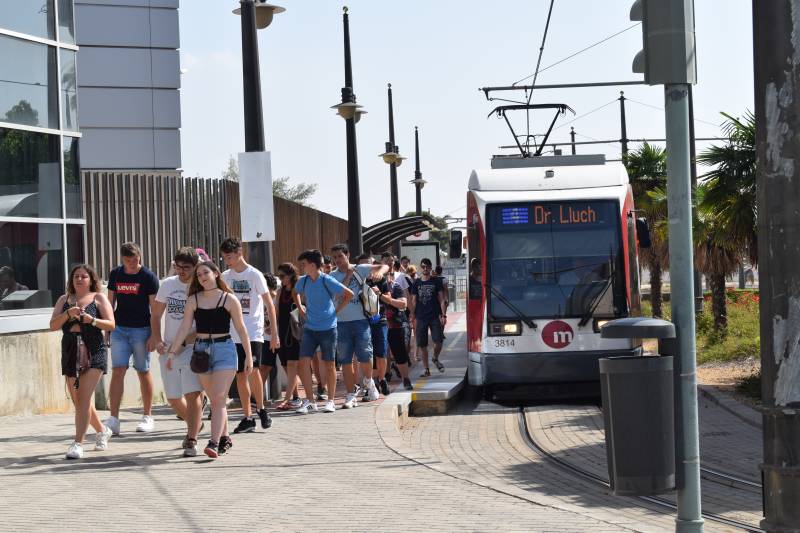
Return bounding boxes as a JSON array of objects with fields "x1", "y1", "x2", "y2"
[{"x1": 238, "y1": 151, "x2": 275, "y2": 242}]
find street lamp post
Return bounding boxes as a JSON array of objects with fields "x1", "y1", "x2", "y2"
[
  {"x1": 379, "y1": 83, "x2": 406, "y2": 220},
  {"x1": 233, "y1": 0, "x2": 284, "y2": 270},
  {"x1": 331, "y1": 7, "x2": 366, "y2": 253},
  {"x1": 410, "y1": 126, "x2": 427, "y2": 215}
]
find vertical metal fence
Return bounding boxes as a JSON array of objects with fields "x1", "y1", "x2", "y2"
[{"x1": 82, "y1": 171, "x2": 241, "y2": 280}]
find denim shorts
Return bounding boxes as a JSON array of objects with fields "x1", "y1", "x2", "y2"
[
  {"x1": 370, "y1": 323, "x2": 388, "y2": 358},
  {"x1": 194, "y1": 338, "x2": 238, "y2": 373},
  {"x1": 336, "y1": 319, "x2": 373, "y2": 365},
  {"x1": 300, "y1": 328, "x2": 338, "y2": 362},
  {"x1": 415, "y1": 317, "x2": 444, "y2": 348},
  {"x1": 111, "y1": 326, "x2": 151, "y2": 372}
]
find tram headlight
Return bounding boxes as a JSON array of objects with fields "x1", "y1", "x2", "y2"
[
  {"x1": 489, "y1": 321, "x2": 522, "y2": 336},
  {"x1": 593, "y1": 319, "x2": 611, "y2": 333}
]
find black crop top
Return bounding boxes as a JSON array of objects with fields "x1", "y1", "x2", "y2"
[{"x1": 194, "y1": 292, "x2": 231, "y2": 334}]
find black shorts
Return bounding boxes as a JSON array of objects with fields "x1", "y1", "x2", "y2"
[
  {"x1": 277, "y1": 335, "x2": 300, "y2": 365},
  {"x1": 236, "y1": 341, "x2": 264, "y2": 373},
  {"x1": 61, "y1": 335, "x2": 108, "y2": 376},
  {"x1": 261, "y1": 343, "x2": 278, "y2": 367},
  {"x1": 387, "y1": 328, "x2": 409, "y2": 365}
]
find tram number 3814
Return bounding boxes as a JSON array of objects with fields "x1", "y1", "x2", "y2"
[{"x1": 493, "y1": 338, "x2": 516, "y2": 348}]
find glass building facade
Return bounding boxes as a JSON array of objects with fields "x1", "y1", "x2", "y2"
[{"x1": 0, "y1": 1, "x2": 84, "y2": 325}]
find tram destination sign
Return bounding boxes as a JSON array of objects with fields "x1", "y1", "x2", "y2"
[{"x1": 498, "y1": 202, "x2": 612, "y2": 227}]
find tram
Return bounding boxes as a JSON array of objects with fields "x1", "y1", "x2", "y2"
[{"x1": 465, "y1": 153, "x2": 646, "y2": 397}]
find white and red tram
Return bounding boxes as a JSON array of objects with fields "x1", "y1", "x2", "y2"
[{"x1": 465, "y1": 154, "x2": 644, "y2": 396}]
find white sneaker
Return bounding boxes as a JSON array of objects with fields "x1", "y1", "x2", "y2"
[
  {"x1": 343, "y1": 393, "x2": 356, "y2": 409},
  {"x1": 321, "y1": 400, "x2": 336, "y2": 413},
  {"x1": 295, "y1": 399, "x2": 311, "y2": 414},
  {"x1": 136, "y1": 415, "x2": 155, "y2": 433},
  {"x1": 289, "y1": 398, "x2": 303, "y2": 408},
  {"x1": 308, "y1": 401, "x2": 319, "y2": 413},
  {"x1": 104, "y1": 416, "x2": 120, "y2": 436},
  {"x1": 65, "y1": 442, "x2": 83, "y2": 459},
  {"x1": 94, "y1": 425, "x2": 112, "y2": 451},
  {"x1": 367, "y1": 380, "x2": 380, "y2": 402}
]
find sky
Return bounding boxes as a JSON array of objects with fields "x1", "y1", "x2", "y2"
[{"x1": 178, "y1": 0, "x2": 754, "y2": 226}]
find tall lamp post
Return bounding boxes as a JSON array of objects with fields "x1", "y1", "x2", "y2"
[
  {"x1": 410, "y1": 126, "x2": 427, "y2": 215},
  {"x1": 379, "y1": 83, "x2": 406, "y2": 221},
  {"x1": 233, "y1": 0, "x2": 284, "y2": 270},
  {"x1": 331, "y1": 6, "x2": 366, "y2": 253}
]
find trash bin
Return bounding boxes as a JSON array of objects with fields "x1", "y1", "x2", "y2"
[{"x1": 599, "y1": 317, "x2": 676, "y2": 496}]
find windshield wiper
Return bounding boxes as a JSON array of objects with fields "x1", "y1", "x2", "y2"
[
  {"x1": 486, "y1": 283, "x2": 537, "y2": 330},
  {"x1": 577, "y1": 257, "x2": 614, "y2": 327}
]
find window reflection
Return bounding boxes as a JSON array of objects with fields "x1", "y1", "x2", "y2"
[
  {"x1": 0, "y1": 127, "x2": 62, "y2": 218},
  {"x1": 63, "y1": 136, "x2": 80, "y2": 218},
  {"x1": 0, "y1": 221, "x2": 64, "y2": 310},
  {"x1": 66, "y1": 224, "x2": 84, "y2": 269},
  {"x1": 59, "y1": 49, "x2": 78, "y2": 131},
  {"x1": 0, "y1": 36, "x2": 58, "y2": 129},
  {"x1": 57, "y1": 0, "x2": 75, "y2": 44},
  {"x1": 0, "y1": 0, "x2": 55, "y2": 40}
]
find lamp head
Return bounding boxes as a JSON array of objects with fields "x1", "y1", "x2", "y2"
[
  {"x1": 331, "y1": 101, "x2": 367, "y2": 122},
  {"x1": 233, "y1": 1, "x2": 286, "y2": 29}
]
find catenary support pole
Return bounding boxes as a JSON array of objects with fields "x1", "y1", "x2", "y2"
[
  {"x1": 619, "y1": 91, "x2": 629, "y2": 157},
  {"x1": 687, "y1": 85, "x2": 703, "y2": 314},
  {"x1": 753, "y1": 2, "x2": 800, "y2": 531},
  {"x1": 664, "y1": 83, "x2": 704, "y2": 533},
  {"x1": 240, "y1": 0, "x2": 269, "y2": 271}
]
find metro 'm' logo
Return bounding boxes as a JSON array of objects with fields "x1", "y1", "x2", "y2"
[
  {"x1": 116, "y1": 283, "x2": 141, "y2": 295},
  {"x1": 541, "y1": 320, "x2": 574, "y2": 349}
]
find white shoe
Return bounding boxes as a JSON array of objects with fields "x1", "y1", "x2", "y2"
[
  {"x1": 94, "y1": 425, "x2": 112, "y2": 451},
  {"x1": 104, "y1": 416, "x2": 120, "y2": 436},
  {"x1": 136, "y1": 415, "x2": 155, "y2": 433},
  {"x1": 289, "y1": 398, "x2": 303, "y2": 408},
  {"x1": 367, "y1": 380, "x2": 380, "y2": 402},
  {"x1": 321, "y1": 400, "x2": 336, "y2": 413},
  {"x1": 65, "y1": 442, "x2": 83, "y2": 459},
  {"x1": 343, "y1": 393, "x2": 356, "y2": 409},
  {"x1": 295, "y1": 399, "x2": 312, "y2": 414},
  {"x1": 308, "y1": 401, "x2": 319, "y2": 413}
]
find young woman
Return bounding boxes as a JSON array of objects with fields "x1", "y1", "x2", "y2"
[
  {"x1": 274, "y1": 263, "x2": 302, "y2": 410},
  {"x1": 168, "y1": 261, "x2": 253, "y2": 459},
  {"x1": 50, "y1": 264, "x2": 116, "y2": 459}
]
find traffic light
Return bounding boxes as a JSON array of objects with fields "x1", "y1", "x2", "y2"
[{"x1": 630, "y1": 0, "x2": 697, "y2": 85}]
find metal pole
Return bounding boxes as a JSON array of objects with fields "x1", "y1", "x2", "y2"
[
  {"x1": 240, "y1": 0, "x2": 269, "y2": 271},
  {"x1": 414, "y1": 126, "x2": 422, "y2": 216},
  {"x1": 619, "y1": 91, "x2": 629, "y2": 157},
  {"x1": 753, "y1": 2, "x2": 800, "y2": 531},
  {"x1": 341, "y1": 8, "x2": 362, "y2": 253},
  {"x1": 664, "y1": 83, "x2": 704, "y2": 533},
  {"x1": 570, "y1": 127, "x2": 576, "y2": 155},
  {"x1": 387, "y1": 83, "x2": 399, "y2": 220},
  {"x1": 688, "y1": 85, "x2": 704, "y2": 314}
]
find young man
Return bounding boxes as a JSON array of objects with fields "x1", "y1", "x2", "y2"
[
  {"x1": 409, "y1": 257, "x2": 447, "y2": 376},
  {"x1": 105, "y1": 242, "x2": 160, "y2": 435},
  {"x1": 293, "y1": 249, "x2": 353, "y2": 413},
  {"x1": 358, "y1": 255, "x2": 393, "y2": 396},
  {"x1": 330, "y1": 244, "x2": 389, "y2": 408},
  {"x1": 220, "y1": 238, "x2": 279, "y2": 433},
  {"x1": 148, "y1": 247, "x2": 204, "y2": 456}
]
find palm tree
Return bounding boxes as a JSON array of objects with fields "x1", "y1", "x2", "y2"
[{"x1": 624, "y1": 142, "x2": 669, "y2": 317}]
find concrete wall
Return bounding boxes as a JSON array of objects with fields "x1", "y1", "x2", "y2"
[
  {"x1": 0, "y1": 329, "x2": 166, "y2": 416},
  {"x1": 75, "y1": 0, "x2": 181, "y2": 170}
]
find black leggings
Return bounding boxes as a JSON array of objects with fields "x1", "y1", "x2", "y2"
[{"x1": 387, "y1": 328, "x2": 409, "y2": 365}]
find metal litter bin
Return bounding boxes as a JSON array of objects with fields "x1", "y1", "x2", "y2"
[{"x1": 599, "y1": 317, "x2": 676, "y2": 496}]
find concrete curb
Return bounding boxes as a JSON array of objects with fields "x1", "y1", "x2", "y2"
[{"x1": 698, "y1": 383, "x2": 761, "y2": 429}]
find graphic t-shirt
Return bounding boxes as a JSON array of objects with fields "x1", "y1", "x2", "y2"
[
  {"x1": 330, "y1": 264, "x2": 373, "y2": 323},
  {"x1": 222, "y1": 265, "x2": 268, "y2": 343},
  {"x1": 108, "y1": 265, "x2": 159, "y2": 328},
  {"x1": 155, "y1": 276, "x2": 191, "y2": 344},
  {"x1": 411, "y1": 276, "x2": 443, "y2": 321},
  {"x1": 295, "y1": 273, "x2": 346, "y2": 331},
  {"x1": 385, "y1": 282, "x2": 408, "y2": 329}
]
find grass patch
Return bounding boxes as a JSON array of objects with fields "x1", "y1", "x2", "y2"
[{"x1": 639, "y1": 291, "x2": 760, "y2": 364}]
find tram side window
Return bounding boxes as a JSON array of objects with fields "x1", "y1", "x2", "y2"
[{"x1": 468, "y1": 221, "x2": 482, "y2": 300}]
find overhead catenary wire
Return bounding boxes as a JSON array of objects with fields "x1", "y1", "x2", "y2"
[
  {"x1": 625, "y1": 97, "x2": 722, "y2": 128},
  {"x1": 552, "y1": 98, "x2": 619, "y2": 130},
  {"x1": 525, "y1": 0, "x2": 556, "y2": 153},
  {"x1": 512, "y1": 22, "x2": 642, "y2": 86}
]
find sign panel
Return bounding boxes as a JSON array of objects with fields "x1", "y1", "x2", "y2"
[
  {"x1": 238, "y1": 151, "x2": 275, "y2": 242},
  {"x1": 406, "y1": 230, "x2": 430, "y2": 241}
]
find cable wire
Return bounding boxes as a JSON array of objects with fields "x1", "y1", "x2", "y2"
[
  {"x1": 513, "y1": 23, "x2": 642, "y2": 86},
  {"x1": 625, "y1": 97, "x2": 722, "y2": 127},
  {"x1": 553, "y1": 98, "x2": 618, "y2": 130},
  {"x1": 525, "y1": 0, "x2": 556, "y2": 153}
]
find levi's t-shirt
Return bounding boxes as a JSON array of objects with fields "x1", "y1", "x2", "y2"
[{"x1": 108, "y1": 265, "x2": 159, "y2": 328}]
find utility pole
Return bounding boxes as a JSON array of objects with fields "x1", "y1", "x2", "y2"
[
  {"x1": 570, "y1": 127, "x2": 577, "y2": 155},
  {"x1": 688, "y1": 85, "x2": 704, "y2": 314},
  {"x1": 619, "y1": 91, "x2": 629, "y2": 157},
  {"x1": 753, "y1": 2, "x2": 800, "y2": 531}
]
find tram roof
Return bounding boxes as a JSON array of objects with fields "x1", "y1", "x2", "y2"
[{"x1": 469, "y1": 154, "x2": 629, "y2": 192}]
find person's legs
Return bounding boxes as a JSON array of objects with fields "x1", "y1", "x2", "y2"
[
  {"x1": 317, "y1": 328, "x2": 338, "y2": 402},
  {"x1": 298, "y1": 329, "x2": 320, "y2": 403},
  {"x1": 415, "y1": 319, "x2": 431, "y2": 373},
  {"x1": 184, "y1": 391, "x2": 203, "y2": 440},
  {"x1": 74, "y1": 369, "x2": 103, "y2": 443},
  {"x1": 208, "y1": 370, "x2": 236, "y2": 443},
  {"x1": 248, "y1": 342, "x2": 267, "y2": 410},
  {"x1": 283, "y1": 361, "x2": 299, "y2": 402},
  {"x1": 129, "y1": 327, "x2": 154, "y2": 416},
  {"x1": 388, "y1": 328, "x2": 411, "y2": 385},
  {"x1": 235, "y1": 343, "x2": 254, "y2": 418},
  {"x1": 311, "y1": 353, "x2": 322, "y2": 387},
  {"x1": 337, "y1": 321, "x2": 357, "y2": 392},
  {"x1": 160, "y1": 351, "x2": 188, "y2": 418},
  {"x1": 108, "y1": 327, "x2": 132, "y2": 420},
  {"x1": 431, "y1": 320, "x2": 445, "y2": 371}
]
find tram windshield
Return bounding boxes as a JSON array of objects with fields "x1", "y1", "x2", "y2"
[{"x1": 486, "y1": 200, "x2": 627, "y2": 320}]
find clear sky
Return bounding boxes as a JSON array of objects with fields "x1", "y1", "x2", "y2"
[{"x1": 179, "y1": 0, "x2": 753, "y2": 226}]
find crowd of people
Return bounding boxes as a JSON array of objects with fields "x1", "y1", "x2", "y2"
[{"x1": 51, "y1": 238, "x2": 450, "y2": 460}]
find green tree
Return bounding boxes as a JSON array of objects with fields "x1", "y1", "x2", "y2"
[
  {"x1": 4, "y1": 100, "x2": 39, "y2": 126},
  {"x1": 624, "y1": 142, "x2": 669, "y2": 317},
  {"x1": 221, "y1": 155, "x2": 318, "y2": 207}
]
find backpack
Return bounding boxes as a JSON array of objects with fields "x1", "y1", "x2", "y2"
[{"x1": 351, "y1": 269, "x2": 381, "y2": 318}]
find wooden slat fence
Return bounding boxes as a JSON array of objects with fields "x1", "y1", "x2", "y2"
[{"x1": 271, "y1": 196, "x2": 349, "y2": 268}]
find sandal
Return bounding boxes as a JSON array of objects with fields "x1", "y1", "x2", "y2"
[
  {"x1": 276, "y1": 401, "x2": 292, "y2": 411},
  {"x1": 420, "y1": 368, "x2": 431, "y2": 378},
  {"x1": 433, "y1": 358, "x2": 445, "y2": 373}
]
